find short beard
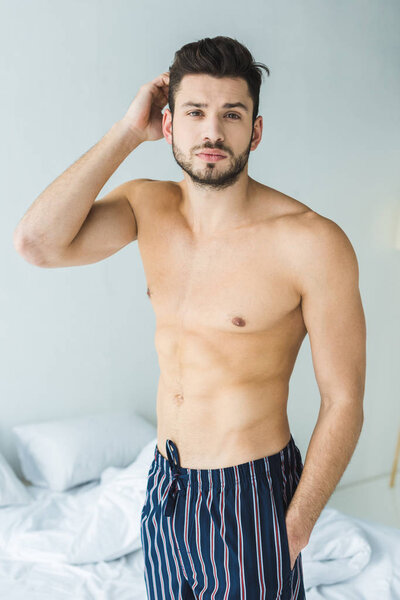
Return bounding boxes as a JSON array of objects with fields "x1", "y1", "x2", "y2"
[{"x1": 171, "y1": 130, "x2": 254, "y2": 191}]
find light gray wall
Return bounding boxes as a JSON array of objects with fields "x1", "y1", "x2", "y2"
[{"x1": 1, "y1": 0, "x2": 399, "y2": 498}]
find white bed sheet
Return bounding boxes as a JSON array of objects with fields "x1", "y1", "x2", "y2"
[
  {"x1": 0, "y1": 478, "x2": 148, "y2": 599},
  {"x1": 302, "y1": 511, "x2": 400, "y2": 599}
]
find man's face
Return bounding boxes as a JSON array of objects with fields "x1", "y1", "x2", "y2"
[{"x1": 164, "y1": 74, "x2": 261, "y2": 190}]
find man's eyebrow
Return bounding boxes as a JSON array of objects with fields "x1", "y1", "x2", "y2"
[{"x1": 181, "y1": 101, "x2": 249, "y2": 113}]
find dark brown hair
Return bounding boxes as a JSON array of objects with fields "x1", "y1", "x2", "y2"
[{"x1": 167, "y1": 36, "x2": 270, "y2": 126}]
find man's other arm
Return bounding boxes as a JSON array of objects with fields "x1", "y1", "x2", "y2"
[{"x1": 286, "y1": 212, "x2": 366, "y2": 541}]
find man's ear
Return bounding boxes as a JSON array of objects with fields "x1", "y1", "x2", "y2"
[
  {"x1": 250, "y1": 115, "x2": 263, "y2": 151},
  {"x1": 162, "y1": 108, "x2": 173, "y2": 145}
]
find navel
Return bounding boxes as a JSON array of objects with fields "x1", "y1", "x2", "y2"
[{"x1": 232, "y1": 316, "x2": 246, "y2": 327}]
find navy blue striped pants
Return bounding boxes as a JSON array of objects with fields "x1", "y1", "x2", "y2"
[{"x1": 140, "y1": 434, "x2": 306, "y2": 599}]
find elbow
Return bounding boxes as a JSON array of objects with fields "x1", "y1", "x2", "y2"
[{"x1": 13, "y1": 231, "x2": 48, "y2": 267}]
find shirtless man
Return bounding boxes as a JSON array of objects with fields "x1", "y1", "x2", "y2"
[{"x1": 14, "y1": 37, "x2": 366, "y2": 600}]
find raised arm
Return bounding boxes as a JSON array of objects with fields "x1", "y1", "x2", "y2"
[{"x1": 13, "y1": 71, "x2": 170, "y2": 268}]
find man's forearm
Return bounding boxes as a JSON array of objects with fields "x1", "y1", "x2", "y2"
[{"x1": 287, "y1": 401, "x2": 364, "y2": 540}]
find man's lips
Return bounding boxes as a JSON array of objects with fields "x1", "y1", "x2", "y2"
[
  {"x1": 196, "y1": 150, "x2": 226, "y2": 157},
  {"x1": 196, "y1": 151, "x2": 227, "y2": 161}
]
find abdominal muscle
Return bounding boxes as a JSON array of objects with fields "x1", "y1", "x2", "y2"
[
  {"x1": 153, "y1": 304, "x2": 304, "y2": 469},
  {"x1": 156, "y1": 372, "x2": 293, "y2": 469}
]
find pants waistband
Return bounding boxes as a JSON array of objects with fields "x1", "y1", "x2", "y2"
[{"x1": 154, "y1": 434, "x2": 302, "y2": 493}]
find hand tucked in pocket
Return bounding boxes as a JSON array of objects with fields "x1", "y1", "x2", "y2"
[{"x1": 285, "y1": 510, "x2": 311, "y2": 570}]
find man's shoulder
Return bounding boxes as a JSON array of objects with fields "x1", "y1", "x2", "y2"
[
  {"x1": 275, "y1": 200, "x2": 358, "y2": 296},
  {"x1": 285, "y1": 205, "x2": 352, "y2": 255},
  {"x1": 260, "y1": 185, "x2": 358, "y2": 278},
  {"x1": 125, "y1": 178, "x2": 179, "y2": 214},
  {"x1": 256, "y1": 182, "x2": 312, "y2": 224},
  {"x1": 262, "y1": 185, "x2": 347, "y2": 246},
  {"x1": 125, "y1": 177, "x2": 177, "y2": 198}
]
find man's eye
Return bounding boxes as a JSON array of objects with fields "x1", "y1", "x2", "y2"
[{"x1": 188, "y1": 111, "x2": 240, "y2": 119}]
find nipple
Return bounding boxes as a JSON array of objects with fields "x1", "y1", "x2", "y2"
[
  {"x1": 146, "y1": 287, "x2": 151, "y2": 298},
  {"x1": 232, "y1": 316, "x2": 246, "y2": 327}
]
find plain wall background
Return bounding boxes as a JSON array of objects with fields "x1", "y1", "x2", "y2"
[{"x1": 1, "y1": 0, "x2": 399, "y2": 505}]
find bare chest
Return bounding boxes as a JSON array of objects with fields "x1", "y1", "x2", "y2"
[{"x1": 137, "y1": 210, "x2": 301, "y2": 335}]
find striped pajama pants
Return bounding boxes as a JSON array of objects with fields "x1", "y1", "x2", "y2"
[{"x1": 140, "y1": 434, "x2": 306, "y2": 599}]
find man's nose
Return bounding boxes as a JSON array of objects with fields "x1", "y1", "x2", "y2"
[{"x1": 201, "y1": 117, "x2": 225, "y2": 142}]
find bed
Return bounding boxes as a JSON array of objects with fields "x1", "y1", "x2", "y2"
[{"x1": 0, "y1": 412, "x2": 399, "y2": 599}]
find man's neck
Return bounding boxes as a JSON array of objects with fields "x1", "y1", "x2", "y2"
[{"x1": 178, "y1": 175, "x2": 256, "y2": 237}]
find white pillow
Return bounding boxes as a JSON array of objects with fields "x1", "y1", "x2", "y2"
[
  {"x1": 0, "y1": 451, "x2": 32, "y2": 507},
  {"x1": 12, "y1": 411, "x2": 156, "y2": 492}
]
